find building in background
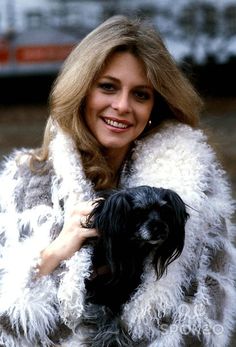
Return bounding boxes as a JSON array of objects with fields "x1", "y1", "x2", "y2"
[
  {"x1": 0, "y1": 0, "x2": 236, "y2": 77},
  {"x1": 0, "y1": 0, "x2": 79, "y2": 76}
]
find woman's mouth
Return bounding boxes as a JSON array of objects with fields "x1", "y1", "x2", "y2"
[{"x1": 103, "y1": 117, "x2": 131, "y2": 129}]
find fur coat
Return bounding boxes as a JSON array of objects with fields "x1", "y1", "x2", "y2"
[{"x1": 0, "y1": 121, "x2": 235, "y2": 347}]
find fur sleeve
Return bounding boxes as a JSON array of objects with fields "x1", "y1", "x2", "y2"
[
  {"x1": 0, "y1": 152, "x2": 62, "y2": 346},
  {"x1": 189, "y1": 154, "x2": 236, "y2": 347}
]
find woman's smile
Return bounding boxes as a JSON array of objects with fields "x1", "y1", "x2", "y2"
[{"x1": 102, "y1": 116, "x2": 132, "y2": 130}]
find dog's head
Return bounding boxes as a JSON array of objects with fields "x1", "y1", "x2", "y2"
[{"x1": 86, "y1": 185, "x2": 189, "y2": 280}]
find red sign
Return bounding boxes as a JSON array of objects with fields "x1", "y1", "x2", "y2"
[
  {"x1": 15, "y1": 44, "x2": 74, "y2": 63},
  {"x1": 0, "y1": 39, "x2": 9, "y2": 64}
]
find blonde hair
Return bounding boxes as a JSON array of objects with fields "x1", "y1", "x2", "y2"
[{"x1": 33, "y1": 15, "x2": 203, "y2": 190}]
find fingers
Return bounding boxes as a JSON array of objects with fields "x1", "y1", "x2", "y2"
[
  {"x1": 79, "y1": 227, "x2": 98, "y2": 239},
  {"x1": 66, "y1": 201, "x2": 92, "y2": 222},
  {"x1": 62, "y1": 200, "x2": 100, "y2": 240},
  {"x1": 64, "y1": 200, "x2": 100, "y2": 237},
  {"x1": 78, "y1": 215, "x2": 88, "y2": 227},
  {"x1": 77, "y1": 200, "x2": 97, "y2": 216}
]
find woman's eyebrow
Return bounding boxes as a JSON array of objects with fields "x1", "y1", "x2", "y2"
[{"x1": 100, "y1": 75, "x2": 120, "y2": 83}]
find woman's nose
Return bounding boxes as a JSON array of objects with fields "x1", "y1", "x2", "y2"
[{"x1": 111, "y1": 91, "x2": 132, "y2": 114}]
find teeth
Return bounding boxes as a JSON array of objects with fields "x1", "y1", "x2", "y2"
[{"x1": 104, "y1": 118, "x2": 128, "y2": 129}]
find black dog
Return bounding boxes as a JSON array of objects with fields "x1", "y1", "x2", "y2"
[{"x1": 78, "y1": 186, "x2": 189, "y2": 347}]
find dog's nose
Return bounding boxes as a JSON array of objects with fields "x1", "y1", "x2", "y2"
[{"x1": 148, "y1": 221, "x2": 169, "y2": 241}]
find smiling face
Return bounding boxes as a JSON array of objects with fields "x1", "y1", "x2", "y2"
[{"x1": 84, "y1": 51, "x2": 154, "y2": 165}]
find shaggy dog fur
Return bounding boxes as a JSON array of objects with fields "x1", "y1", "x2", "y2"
[{"x1": 77, "y1": 185, "x2": 189, "y2": 347}]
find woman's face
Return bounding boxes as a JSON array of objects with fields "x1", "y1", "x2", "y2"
[{"x1": 84, "y1": 51, "x2": 154, "y2": 159}]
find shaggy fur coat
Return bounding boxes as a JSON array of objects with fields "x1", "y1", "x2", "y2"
[{"x1": 0, "y1": 121, "x2": 235, "y2": 347}]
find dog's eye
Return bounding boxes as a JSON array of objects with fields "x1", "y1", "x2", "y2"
[
  {"x1": 133, "y1": 208, "x2": 146, "y2": 216},
  {"x1": 159, "y1": 203, "x2": 172, "y2": 214},
  {"x1": 132, "y1": 209, "x2": 149, "y2": 224}
]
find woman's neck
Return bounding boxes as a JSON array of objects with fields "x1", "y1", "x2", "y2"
[{"x1": 104, "y1": 146, "x2": 131, "y2": 182}]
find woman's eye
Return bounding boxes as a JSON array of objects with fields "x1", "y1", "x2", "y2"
[
  {"x1": 98, "y1": 82, "x2": 116, "y2": 92},
  {"x1": 134, "y1": 90, "x2": 151, "y2": 101}
]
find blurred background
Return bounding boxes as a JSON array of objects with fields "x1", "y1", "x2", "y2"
[{"x1": 0, "y1": 0, "x2": 236, "y2": 344}]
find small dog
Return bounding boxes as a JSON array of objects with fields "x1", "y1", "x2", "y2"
[{"x1": 78, "y1": 185, "x2": 189, "y2": 347}]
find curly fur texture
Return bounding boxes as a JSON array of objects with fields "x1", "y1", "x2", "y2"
[{"x1": 0, "y1": 121, "x2": 235, "y2": 347}]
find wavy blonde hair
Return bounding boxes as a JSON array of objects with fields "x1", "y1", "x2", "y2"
[{"x1": 33, "y1": 15, "x2": 203, "y2": 190}]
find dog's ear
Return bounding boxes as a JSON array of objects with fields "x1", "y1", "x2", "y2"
[
  {"x1": 88, "y1": 191, "x2": 133, "y2": 280},
  {"x1": 162, "y1": 189, "x2": 189, "y2": 228},
  {"x1": 91, "y1": 191, "x2": 133, "y2": 237},
  {"x1": 153, "y1": 188, "x2": 189, "y2": 279}
]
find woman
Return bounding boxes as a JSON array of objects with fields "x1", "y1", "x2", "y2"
[{"x1": 0, "y1": 15, "x2": 235, "y2": 347}]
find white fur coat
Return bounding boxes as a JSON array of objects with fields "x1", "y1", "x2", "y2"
[{"x1": 0, "y1": 121, "x2": 235, "y2": 347}]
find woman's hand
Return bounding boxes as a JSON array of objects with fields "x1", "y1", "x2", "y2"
[{"x1": 37, "y1": 201, "x2": 98, "y2": 276}]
